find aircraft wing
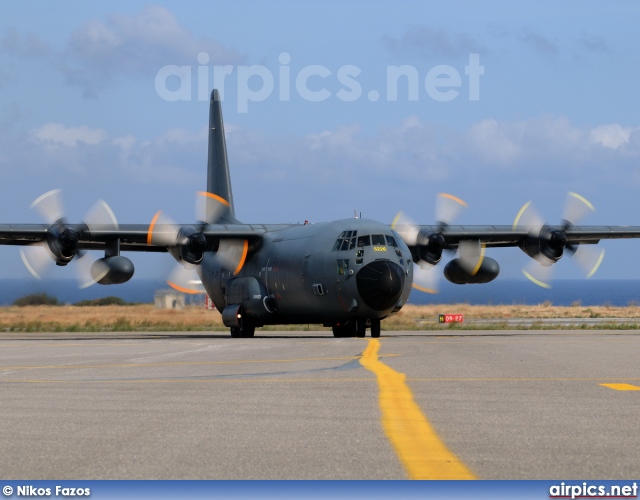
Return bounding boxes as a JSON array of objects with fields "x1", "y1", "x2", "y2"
[
  {"x1": 0, "y1": 223, "x2": 267, "y2": 252},
  {"x1": 394, "y1": 224, "x2": 640, "y2": 249}
]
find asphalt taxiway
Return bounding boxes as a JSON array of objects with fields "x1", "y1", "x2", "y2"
[{"x1": 1, "y1": 329, "x2": 639, "y2": 479}]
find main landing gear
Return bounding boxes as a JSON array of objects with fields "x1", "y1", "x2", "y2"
[
  {"x1": 230, "y1": 318, "x2": 256, "y2": 338},
  {"x1": 332, "y1": 318, "x2": 381, "y2": 338}
]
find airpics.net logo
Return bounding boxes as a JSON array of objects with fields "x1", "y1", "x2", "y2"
[{"x1": 155, "y1": 52, "x2": 484, "y2": 113}]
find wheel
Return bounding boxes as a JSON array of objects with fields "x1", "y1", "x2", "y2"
[
  {"x1": 230, "y1": 319, "x2": 255, "y2": 338},
  {"x1": 355, "y1": 318, "x2": 366, "y2": 338},
  {"x1": 370, "y1": 319, "x2": 381, "y2": 338},
  {"x1": 332, "y1": 324, "x2": 349, "y2": 337}
]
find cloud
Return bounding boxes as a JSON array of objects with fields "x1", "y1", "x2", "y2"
[
  {"x1": 59, "y1": 5, "x2": 246, "y2": 97},
  {"x1": 0, "y1": 28, "x2": 51, "y2": 58},
  {"x1": 578, "y1": 32, "x2": 610, "y2": 53},
  {"x1": 590, "y1": 124, "x2": 637, "y2": 149},
  {"x1": 383, "y1": 25, "x2": 485, "y2": 59},
  {"x1": 517, "y1": 27, "x2": 558, "y2": 56},
  {"x1": 5, "y1": 113, "x2": 640, "y2": 224},
  {"x1": 31, "y1": 123, "x2": 107, "y2": 148}
]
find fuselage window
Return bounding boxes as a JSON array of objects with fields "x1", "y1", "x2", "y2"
[{"x1": 337, "y1": 259, "x2": 349, "y2": 275}]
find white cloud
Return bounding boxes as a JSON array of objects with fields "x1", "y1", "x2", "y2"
[
  {"x1": 590, "y1": 124, "x2": 636, "y2": 149},
  {"x1": 465, "y1": 119, "x2": 521, "y2": 166},
  {"x1": 31, "y1": 123, "x2": 107, "y2": 148},
  {"x1": 60, "y1": 5, "x2": 246, "y2": 96}
]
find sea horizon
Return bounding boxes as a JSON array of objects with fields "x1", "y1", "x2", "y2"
[{"x1": 1, "y1": 278, "x2": 640, "y2": 307}]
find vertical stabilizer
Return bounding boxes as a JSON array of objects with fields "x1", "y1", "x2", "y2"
[{"x1": 207, "y1": 89, "x2": 237, "y2": 223}]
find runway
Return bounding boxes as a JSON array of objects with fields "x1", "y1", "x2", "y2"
[{"x1": 1, "y1": 329, "x2": 639, "y2": 479}]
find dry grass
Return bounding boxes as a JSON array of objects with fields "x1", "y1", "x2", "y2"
[
  {"x1": 383, "y1": 303, "x2": 640, "y2": 330},
  {"x1": 0, "y1": 305, "x2": 226, "y2": 332},
  {"x1": 2, "y1": 302, "x2": 640, "y2": 332}
]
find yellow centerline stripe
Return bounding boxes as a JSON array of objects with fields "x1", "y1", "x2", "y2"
[
  {"x1": 600, "y1": 383, "x2": 640, "y2": 391},
  {"x1": 359, "y1": 339, "x2": 475, "y2": 480}
]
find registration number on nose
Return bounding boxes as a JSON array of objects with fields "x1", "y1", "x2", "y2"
[{"x1": 373, "y1": 246, "x2": 387, "y2": 252}]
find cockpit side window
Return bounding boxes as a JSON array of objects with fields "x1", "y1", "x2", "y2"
[
  {"x1": 385, "y1": 235, "x2": 398, "y2": 247},
  {"x1": 333, "y1": 230, "x2": 358, "y2": 251}
]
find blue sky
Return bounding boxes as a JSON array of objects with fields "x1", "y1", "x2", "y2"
[{"x1": 1, "y1": 1, "x2": 640, "y2": 285}]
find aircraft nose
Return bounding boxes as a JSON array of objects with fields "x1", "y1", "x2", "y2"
[{"x1": 356, "y1": 260, "x2": 405, "y2": 311}]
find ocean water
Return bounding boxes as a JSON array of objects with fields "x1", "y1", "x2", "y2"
[
  {"x1": 409, "y1": 279, "x2": 640, "y2": 306},
  {"x1": 1, "y1": 278, "x2": 639, "y2": 307}
]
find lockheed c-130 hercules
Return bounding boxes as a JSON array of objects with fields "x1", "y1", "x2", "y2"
[{"x1": 2, "y1": 89, "x2": 640, "y2": 338}]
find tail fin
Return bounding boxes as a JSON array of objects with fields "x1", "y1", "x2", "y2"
[{"x1": 207, "y1": 89, "x2": 237, "y2": 223}]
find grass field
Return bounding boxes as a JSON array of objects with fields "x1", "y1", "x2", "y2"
[{"x1": 2, "y1": 302, "x2": 640, "y2": 332}]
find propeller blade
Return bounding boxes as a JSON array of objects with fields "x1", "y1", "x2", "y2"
[
  {"x1": 196, "y1": 191, "x2": 230, "y2": 225},
  {"x1": 19, "y1": 245, "x2": 52, "y2": 280},
  {"x1": 457, "y1": 239, "x2": 485, "y2": 275},
  {"x1": 522, "y1": 258, "x2": 554, "y2": 289},
  {"x1": 435, "y1": 193, "x2": 467, "y2": 226},
  {"x1": 83, "y1": 199, "x2": 119, "y2": 233},
  {"x1": 167, "y1": 264, "x2": 204, "y2": 294},
  {"x1": 562, "y1": 192, "x2": 595, "y2": 227},
  {"x1": 30, "y1": 189, "x2": 64, "y2": 224},
  {"x1": 75, "y1": 251, "x2": 109, "y2": 289},
  {"x1": 147, "y1": 210, "x2": 180, "y2": 246},
  {"x1": 215, "y1": 239, "x2": 249, "y2": 275},
  {"x1": 512, "y1": 200, "x2": 545, "y2": 232},
  {"x1": 391, "y1": 211, "x2": 420, "y2": 246},
  {"x1": 572, "y1": 245, "x2": 605, "y2": 279},
  {"x1": 412, "y1": 263, "x2": 439, "y2": 294}
]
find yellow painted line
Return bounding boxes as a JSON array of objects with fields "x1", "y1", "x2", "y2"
[
  {"x1": 600, "y1": 383, "x2": 640, "y2": 391},
  {"x1": 359, "y1": 339, "x2": 475, "y2": 480}
]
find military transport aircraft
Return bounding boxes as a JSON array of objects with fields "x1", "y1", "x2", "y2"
[{"x1": 2, "y1": 89, "x2": 640, "y2": 338}]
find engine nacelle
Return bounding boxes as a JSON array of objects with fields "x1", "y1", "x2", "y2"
[
  {"x1": 91, "y1": 256, "x2": 134, "y2": 285},
  {"x1": 519, "y1": 225, "x2": 567, "y2": 264},
  {"x1": 444, "y1": 257, "x2": 500, "y2": 284}
]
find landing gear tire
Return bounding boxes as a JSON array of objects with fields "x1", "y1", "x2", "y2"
[
  {"x1": 370, "y1": 319, "x2": 381, "y2": 338},
  {"x1": 332, "y1": 324, "x2": 351, "y2": 338},
  {"x1": 355, "y1": 318, "x2": 366, "y2": 338},
  {"x1": 230, "y1": 319, "x2": 256, "y2": 338}
]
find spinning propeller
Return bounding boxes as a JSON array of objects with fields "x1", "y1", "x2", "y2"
[
  {"x1": 393, "y1": 193, "x2": 483, "y2": 293},
  {"x1": 513, "y1": 192, "x2": 605, "y2": 288},
  {"x1": 20, "y1": 189, "x2": 118, "y2": 288},
  {"x1": 147, "y1": 191, "x2": 249, "y2": 293}
]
